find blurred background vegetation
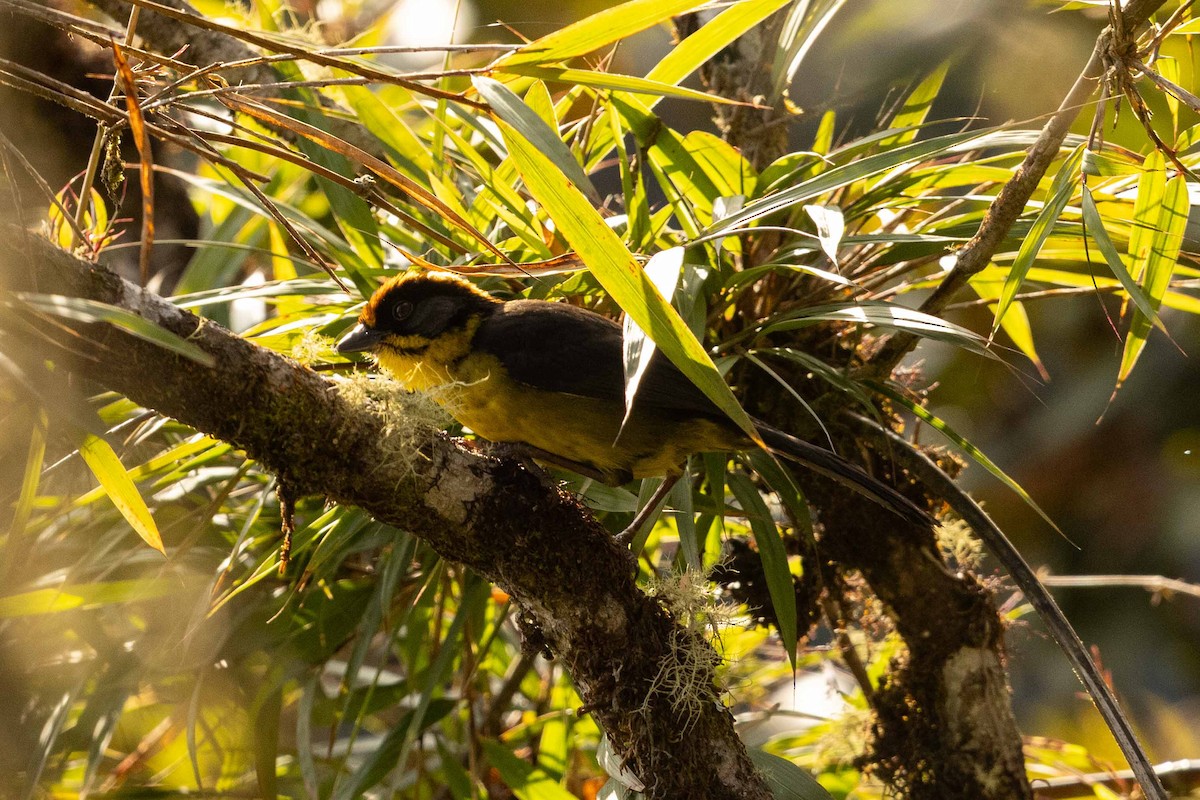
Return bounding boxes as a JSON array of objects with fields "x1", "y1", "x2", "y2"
[{"x1": 1, "y1": 0, "x2": 1199, "y2": 797}]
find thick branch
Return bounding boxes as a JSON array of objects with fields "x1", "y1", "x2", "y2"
[
  {"x1": 0, "y1": 233, "x2": 771, "y2": 800},
  {"x1": 867, "y1": 0, "x2": 1171, "y2": 376}
]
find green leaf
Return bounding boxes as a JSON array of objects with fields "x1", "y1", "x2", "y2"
[
  {"x1": 967, "y1": 276, "x2": 1045, "y2": 380},
  {"x1": 757, "y1": 301, "x2": 999, "y2": 360},
  {"x1": 0, "y1": 578, "x2": 176, "y2": 617},
  {"x1": 882, "y1": 61, "x2": 951, "y2": 147},
  {"x1": 498, "y1": 64, "x2": 735, "y2": 106},
  {"x1": 496, "y1": 116, "x2": 762, "y2": 444},
  {"x1": 1119, "y1": 167, "x2": 1189, "y2": 384},
  {"x1": 993, "y1": 144, "x2": 1084, "y2": 331},
  {"x1": 474, "y1": 76, "x2": 600, "y2": 204},
  {"x1": 707, "y1": 128, "x2": 986, "y2": 237},
  {"x1": 772, "y1": 0, "x2": 849, "y2": 99},
  {"x1": 253, "y1": 681, "x2": 282, "y2": 800},
  {"x1": 13, "y1": 293, "x2": 214, "y2": 367},
  {"x1": 728, "y1": 472, "x2": 798, "y2": 667},
  {"x1": 869, "y1": 381, "x2": 1067, "y2": 539},
  {"x1": 482, "y1": 740, "x2": 579, "y2": 800},
  {"x1": 78, "y1": 434, "x2": 165, "y2": 554},
  {"x1": 622, "y1": 247, "x2": 685, "y2": 432},
  {"x1": 642, "y1": 0, "x2": 792, "y2": 104},
  {"x1": 746, "y1": 749, "x2": 834, "y2": 800},
  {"x1": 493, "y1": 0, "x2": 710, "y2": 67},
  {"x1": 7, "y1": 411, "x2": 47, "y2": 551},
  {"x1": 1080, "y1": 185, "x2": 1166, "y2": 335}
]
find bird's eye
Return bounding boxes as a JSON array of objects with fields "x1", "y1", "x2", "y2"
[{"x1": 391, "y1": 301, "x2": 414, "y2": 322}]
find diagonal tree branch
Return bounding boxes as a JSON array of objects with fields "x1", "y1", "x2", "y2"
[{"x1": 0, "y1": 231, "x2": 771, "y2": 800}]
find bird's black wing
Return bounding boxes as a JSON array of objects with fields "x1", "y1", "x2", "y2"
[{"x1": 473, "y1": 300, "x2": 725, "y2": 418}]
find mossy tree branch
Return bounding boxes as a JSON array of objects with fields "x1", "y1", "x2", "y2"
[{"x1": 0, "y1": 232, "x2": 771, "y2": 800}]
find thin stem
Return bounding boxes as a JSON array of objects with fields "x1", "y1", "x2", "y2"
[{"x1": 71, "y1": 6, "x2": 140, "y2": 247}]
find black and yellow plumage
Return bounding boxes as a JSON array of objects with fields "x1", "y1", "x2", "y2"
[{"x1": 337, "y1": 271, "x2": 928, "y2": 527}]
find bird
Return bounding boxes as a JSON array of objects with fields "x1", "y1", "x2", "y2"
[{"x1": 336, "y1": 270, "x2": 930, "y2": 542}]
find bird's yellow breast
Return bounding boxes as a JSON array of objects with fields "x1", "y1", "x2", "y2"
[{"x1": 372, "y1": 323, "x2": 741, "y2": 484}]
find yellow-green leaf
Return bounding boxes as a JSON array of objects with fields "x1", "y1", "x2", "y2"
[
  {"x1": 496, "y1": 119, "x2": 761, "y2": 443},
  {"x1": 728, "y1": 471, "x2": 798, "y2": 667},
  {"x1": 0, "y1": 578, "x2": 176, "y2": 618},
  {"x1": 870, "y1": 382, "x2": 1068, "y2": 540},
  {"x1": 493, "y1": 0, "x2": 710, "y2": 67},
  {"x1": 1119, "y1": 172, "x2": 1188, "y2": 383},
  {"x1": 474, "y1": 76, "x2": 600, "y2": 204},
  {"x1": 882, "y1": 61, "x2": 950, "y2": 147},
  {"x1": 993, "y1": 144, "x2": 1084, "y2": 332},
  {"x1": 641, "y1": 0, "x2": 792, "y2": 106},
  {"x1": 497, "y1": 64, "x2": 735, "y2": 105},
  {"x1": 78, "y1": 434, "x2": 165, "y2": 554},
  {"x1": 969, "y1": 274, "x2": 1046, "y2": 379}
]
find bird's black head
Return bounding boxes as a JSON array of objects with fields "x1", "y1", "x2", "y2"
[{"x1": 337, "y1": 271, "x2": 500, "y2": 354}]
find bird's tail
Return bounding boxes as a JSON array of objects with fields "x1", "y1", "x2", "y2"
[{"x1": 755, "y1": 422, "x2": 932, "y2": 527}]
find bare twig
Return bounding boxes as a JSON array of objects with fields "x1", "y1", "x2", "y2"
[
  {"x1": 1039, "y1": 572, "x2": 1200, "y2": 600},
  {"x1": 1031, "y1": 758, "x2": 1200, "y2": 799}
]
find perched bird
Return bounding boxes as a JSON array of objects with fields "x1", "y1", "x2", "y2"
[{"x1": 337, "y1": 271, "x2": 929, "y2": 538}]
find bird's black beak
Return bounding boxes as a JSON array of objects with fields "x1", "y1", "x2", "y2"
[{"x1": 336, "y1": 323, "x2": 384, "y2": 354}]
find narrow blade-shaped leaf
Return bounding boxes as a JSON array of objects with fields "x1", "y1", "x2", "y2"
[
  {"x1": 1118, "y1": 173, "x2": 1188, "y2": 383},
  {"x1": 14, "y1": 293, "x2": 214, "y2": 367},
  {"x1": 643, "y1": 0, "x2": 792, "y2": 98},
  {"x1": 968, "y1": 276, "x2": 1046, "y2": 379},
  {"x1": 760, "y1": 301, "x2": 1000, "y2": 360},
  {"x1": 496, "y1": 118, "x2": 761, "y2": 443},
  {"x1": 706, "y1": 128, "x2": 986, "y2": 237},
  {"x1": 473, "y1": 76, "x2": 600, "y2": 203},
  {"x1": 494, "y1": 0, "x2": 710, "y2": 67},
  {"x1": 870, "y1": 381, "x2": 1068, "y2": 540},
  {"x1": 728, "y1": 472, "x2": 798, "y2": 667},
  {"x1": 1080, "y1": 185, "x2": 1166, "y2": 334},
  {"x1": 497, "y1": 64, "x2": 737, "y2": 106},
  {"x1": 882, "y1": 61, "x2": 950, "y2": 147},
  {"x1": 993, "y1": 144, "x2": 1084, "y2": 331},
  {"x1": 622, "y1": 247, "x2": 684, "y2": 432},
  {"x1": 78, "y1": 434, "x2": 165, "y2": 554}
]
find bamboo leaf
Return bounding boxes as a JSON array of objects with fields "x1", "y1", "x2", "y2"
[
  {"x1": 968, "y1": 276, "x2": 1046, "y2": 380},
  {"x1": 473, "y1": 76, "x2": 600, "y2": 203},
  {"x1": 78, "y1": 434, "x2": 165, "y2": 554},
  {"x1": 707, "y1": 128, "x2": 986, "y2": 236},
  {"x1": 622, "y1": 247, "x2": 685, "y2": 432},
  {"x1": 728, "y1": 472, "x2": 798, "y2": 668},
  {"x1": 1080, "y1": 185, "x2": 1166, "y2": 334},
  {"x1": 493, "y1": 0, "x2": 710, "y2": 67},
  {"x1": 497, "y1": 64, "x2": 739, "y2": 105},
  {"x1": 642, "y1": 0, "x2": 792, "y2": 102},
  {"x1": 746, "y1": 749, "x2": 834, "y2": 800},
  {"x1": 1119, "y1": 173, "x2": 1188, "y2": 384},
  {"x1": 993, "y1": 144, "x2": 1084, "y2": 331},
  {"x1": 0, "y1": 578, "x2": 176, "y2": 617},
  {"x1": 759, "y1": 301, "x2": 1000, "y2": 360},
  {"x1": 882, "y1": 61, "x2": 950, "y2": 147},
  {"x1": 496, "y1": 117, "x2": 762, "y2": 443},
  {"x1": 13, "y1": 293, "x2": 214, "y2": 367},
  {"x1": 869, "y1": 382, "x2": 1067, "y2": 539}
]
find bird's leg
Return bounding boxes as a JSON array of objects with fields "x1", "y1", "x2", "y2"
[{"x1": 615, "y1": 474, "x2": 680, "y2": 549}]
